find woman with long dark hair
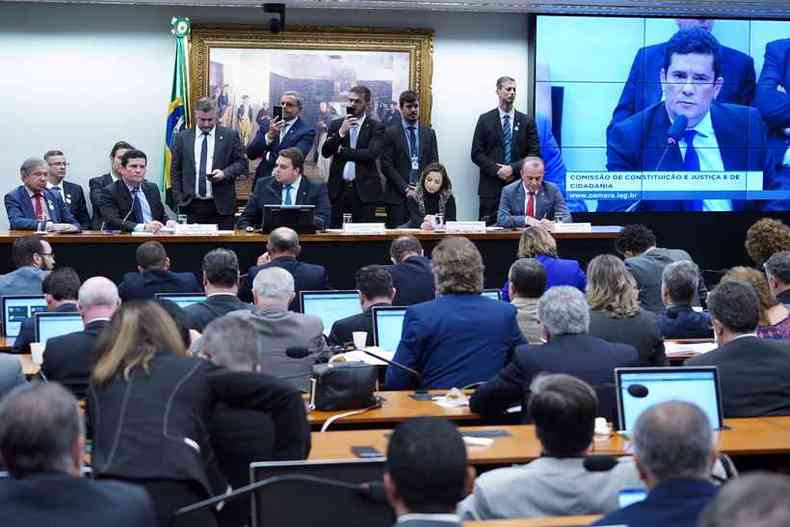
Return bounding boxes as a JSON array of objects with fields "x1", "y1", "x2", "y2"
[{"x1": 405, "y1": 162, "x2": 457, "y2": 229}]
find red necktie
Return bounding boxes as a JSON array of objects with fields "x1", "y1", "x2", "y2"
[
  {"x1": 33, "y1": 193, "x2": 45, "y2": 220},
  {"x1": 526, "y1": 192, "x2": 535, "y2": 218}
]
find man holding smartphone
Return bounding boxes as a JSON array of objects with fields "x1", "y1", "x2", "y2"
[{"x1": 246, "y1": 91, "x2": 316, "y2": 189}]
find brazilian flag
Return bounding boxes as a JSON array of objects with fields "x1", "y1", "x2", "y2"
[{"x1": 163, "y1": 16, "x2": 191, "y2": 209}]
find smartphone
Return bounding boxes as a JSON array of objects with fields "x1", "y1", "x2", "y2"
[
  {"x1": 273, "y1": 105, "x2": 283, "y2": 120},
  {"x1": 351, "y1": 446, "x2": 384, "y2": 459},
  {"x1": 346, "y1": 106, "x2": 355, "y2": 116}
]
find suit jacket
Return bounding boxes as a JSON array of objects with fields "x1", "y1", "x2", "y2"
[
  {"x1": 658, "y1": 305, "x2": 713, "y2": 339},
  {"x1": 591, "y1": 479, "x2": 718, "y2": 527},
  {"x1": 321, "y1": 116, "x2": 386, "y2": 203},
  {"x1": 686, "y1": 335, "x2": 790, "y2": 417},
  {"x1": 246, "y1": 117, "x2": 316, "y2": 183},
  {"x1": 97, "y1": 179, "x2": 167, "y2": 232},
  {"x1": 589, "y1": 309, "x2": 667, "y2": 367},
  {"x1": 469, "y1": 334, "x2": 642, "y2": 422},
  {"x1": 240, "y1": 256, "x2": 330, "y2": 309},
  {"x1": 605, "y1": 102, "x2": 770, "y2": 211},
  {"x1": 396, "y1": 519, "x2": 461, "y2": 527},
  {"x1": 501, "y1": 254, "x2": 586, "y2": 302},
  {"x1": 171, "y1": 126, "x2": 247, "y2": 215},
  {"x1": 327, "y1": 304, "x2": 389, "y2": 347},
  {"x1": 12, "y1": 302, "x2": 79, "y2": 355},
  {"x1": 0, "y1": 266, "x2": 46, "y2": 299},
  {"x1": 117, "y1": 268, "x2": 201, "y2": 302},
  {"x1": 183, "y1": 294, "x2": 252, "y2": 332},
  {"x1": 54, "y1": 181, "x2": 91, "y2": 230},
  {"x1": 387, "y1": 255, "x2": 435, "y2": 306},
  {"x1": 380, "y1": 123, "x2": 439, "y2": 204},
  {"x1": 0, "y1": 472, "x2": 156, "y2": 527},
  {"x1": 496, "y1": 180, "x2": 571, "y2": 227},
  {"x1": 610, "y1": 40, "x2": 756, "y2": 126},
  {"x1": 471, "y1": 108, "x2": 541, "y2": 199},
  {"x1": 236, "y1": 175, "x2": 331, "y2": 230},
  {"x1": 405, "y1": 194, "x2": 457, "y2": 228},
  {"x1": 41, "y1": 319, "x2": 108, "y2": 399},
  {"x1": 625, "y1": 247, "x2": 707, "y2": 313},
  {"x1": 385, "y1": 294, "x2": 526, "y2": 390},
  {"x1": 755, "y1": 39, "x2": 790, "y2": 194},
  {"x1": 5, "y1": 186, "x2": 79, "y2": 230},
  {"x1": 88, "y1": 173, "x2": 114, "y2": 229},
  {"x1": 0, "y1": 353, "x2": 25, "y2": 400}
]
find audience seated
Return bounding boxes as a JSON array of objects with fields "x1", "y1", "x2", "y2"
[
  {"x1": 657, "y1": 260, "x2": 713, "y2": 339},
  {"x1": 591, "y1": 401, "x2": 719, "y2": 527},
  {"x1": 0, "y1": 235, "x2": 53, "y2": 298},
  {"x1": 0, "y1": 355, "x2": 25, "y2": 400},
  {"x1": 744, "y1": 217, "x2": 790, "y2": 267},
  {"x1": 501, "y1": 225, "x2": 585, "y2": 301},
  {"x1": 615, "y1": 224, "x2": 706, "y2": 313},
  {"x1": 587, "y1": 255, "x2": 667, "y2": 366},
  {"x1": 239, "y1": 226, "x2": 330, "y2": 307},
  {"x1": 460, "y1": 374, "x2": 642, "y2": 520},
  {"x1": 89, "y1": 301, "x2": 308, "y2": 527},
  {"x1": 117, "y1": 241, "x2": 201, "y2": 302},
  {"x1": 470, "y1": 287, "x2": 641, "y2": 422},
  {"x1": 41, "y1": 277, "x2": 119, "y2": 400},
  {"x1": 183, "y1": 248, "x2": 252, "y2": 332},
  {"x1": 722, "y1": 267, "x2": 790, "y2": 339},
  {"x1": 686, "y1": 280, "x2": 790, "y2": 417},
  {"x1": 226, "y1": 267, "x2": 325, "y2": 392},
  {"x1": 328, "y1": 265, "x2": 395, "y2": 347},
  {"x1": 385, "y1": 237, "x2": 525, "y2": 390},
  {"x1": 765, "y1": 250, "x2": 790, "y2": 305},
  {"x1": 12, "y1": 267, "x2": 80, "y2": 354},
  {"x1": 0, "y1": 382, "x2": 156, "y2": 526},
  {"x1": 387, "y1": 235, "x2": 435, "y2": 306},
  {"x1": 508, "y1": 258, "x2": 547, "y2": 344},
  {"x1": 384, "y1": 417, "x2": 473, "y2": 527},
  {"x1": 4, "y1": 158, "x2": 80, "y2": 232},
  {"x1": 699, "y1": 472, "x2": 790, "y2": 527}
]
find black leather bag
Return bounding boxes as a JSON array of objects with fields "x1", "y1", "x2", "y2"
[{"x1": 309, "y1": 362, "x2": 378, "y2": 411}]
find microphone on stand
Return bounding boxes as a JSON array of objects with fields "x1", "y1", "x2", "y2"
[
  {"x1": 360, "y1": 349, "x2": 430, "y2": 400},
  {"x1": 654, "y1": 115, "x2": 688, "y2": 171}
]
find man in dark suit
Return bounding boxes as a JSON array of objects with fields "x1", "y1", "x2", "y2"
[
  {"x1": 43, "y1": 150, "x2": 91, "y2": 230},
  {"x1": 471, "y1": 76, "x2": 540, "y2": 222},
  {"x1": 240, "y1": 227, "x2": 329, "y2": 307},
  {"x1": 42, "y1": 277, "x2": 119, "y2": 399},
  {"x1": 605, "y1": 28, "x2": 770, "y2": 212},
  {"x1": 381, "y1": 90, "x2": 439, "y2": 227},
  {"x1": 321, "y1": 85, "x2": 386, "y2": 226},
  {"x1": 658, "y1": 260, "x2": 713, "y2": 339},
  {"x1": 237, "y1": 147, "x2": 331, "y2": 230},
  {"x1": 171, "y1": 96, "x2": 247, "y2": 229},
  {"x1": 386, "y1": 235, "x2": 434, "y2": 306},
  {"x1": 384, "y1": 417, "x2": 472, "y2": 527},
  {"x1": 183, "y1": 248, "x2": 252, "y2": 332},
  {"x1": 687, "y1": 280, "x2": 790, "y2": 417},
  {"x1": 5, "y1": 158, "x2": 80, "y2": 232},
  {"x1": 0, "y1": 382, "x2": 156, "y2": 526},
  {"x1": 496, "y1": 157, "x2": 571, "y2": 228},
  {"x1": 89, "y1": 141, "x2": 134, "y2": 230},
  {"x1": 117, "y1": 241, "x2": 201, "y2": 302},
  {"x1": 246, "y1": 91, "x2": 316, "y2": 189},
  {"x1": 765, "y1": 250, "x2": 790, "y2": 305},
  {"x1": 610, "y1": 18, "x2": 756, "y2": 129},
  {"x1": 97, "y1": 149, "x2": 172, "y2": 233},
  {"x1": 470, "y1": 286, "x2": 641, "y2": 422},
  {"x1": 328, "y1": 265, "x2": 395, "y2": 347}
]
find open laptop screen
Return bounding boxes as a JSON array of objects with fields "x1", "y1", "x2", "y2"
[
  {"x1": 35, "y1": 312, "x2": 84, "y2": 347},
  {"x1": 301, "y1": 290, "x2": 361, "y2": 337},
  {"x1": 481, "y1": 289, "x2": 502, "y2": 301},
  {"x1": 2, "y1": 295, "x2": 47, "y2": 337},
  {"x1": 372, "y1": 306, "x2": 407, "y2": 352},
  {"x1": 155, "y1": 293, "x2": 207, "y2": 309}
]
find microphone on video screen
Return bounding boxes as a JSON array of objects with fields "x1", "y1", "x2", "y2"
[
  {"x1": 654, "y1": 115, "x2": 689, "y2": 170},
  {"x1": 627, "y1": 384, "x2": 649, "y2": 398}
]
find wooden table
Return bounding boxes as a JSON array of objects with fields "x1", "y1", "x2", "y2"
[
  {"x1": 0, "y1": 336, "x2": 11, "y2": 352},
  {"x1": 465, "y1": 516, "x2": 601, "y2": 527}
]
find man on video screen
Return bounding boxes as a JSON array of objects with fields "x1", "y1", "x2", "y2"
[{"x1": 605, "y1": 28, "x2": 769, "y2": 212}]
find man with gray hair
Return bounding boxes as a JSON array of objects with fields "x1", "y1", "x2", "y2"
[
  {"x1": 0, "y1": 382, "x2": 156, "y2": 525},
  {"x1": 227, "y1": 266, "x2": 325, "y2": 391},
  {"x1": 5, "y1": 157, "x2": 80, "y2": 232},
  {"x1": 592, "y1": 401, "x2": 719, "y2": 527},
  {"x1": 42, "y1": 277, "x2": 120, "y2": 398},
  {"x1": 764, "y1": 250, "x2": 790, "y2": 305},
  {"x1": 658, "y1": 260, "x2": 713, "y2": 339},
  {"x1": 471, "y1": 286, "x2": 642, "y2": 421},
  {"x1": 699, "y1": 472, "x2": 790, "y2": 527}
]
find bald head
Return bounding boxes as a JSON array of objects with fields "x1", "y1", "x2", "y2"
[
  {"x1": 78, "y1": 277, "x2": 120, "y2": 322},
  {"x1": 266, "y1": 227, "x2": 300, "y2": 257},
  {"x1": 521, "y1": 156, "x2": 545, "y2": 193}
]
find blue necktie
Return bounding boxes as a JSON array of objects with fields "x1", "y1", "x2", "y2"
[
  {"x1": 131, "y1": 188, "x2": 144, "y2": 224},
  {"x1": 502, "y1": 115, "x2": 512, "y2": 165},
  {"x1": 284, "y1": 184, "x2": 293, "y2": 205},
  {"x1": 198, "y1": 132, "x2": 208, "y2": 197},
  {"x1": 682, "y1": 130, "x2": 702, "y2": 211},
  {"x1": 407, "y1": 126, "x2": 419, "y2": 184}
]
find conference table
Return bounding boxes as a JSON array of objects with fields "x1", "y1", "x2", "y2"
[
  {"x1": 0, "y1": 227, "x2": 622, "y2": 290},
  {"x1": 466, "y1": 517, "x2": 601, "y2": 527}
]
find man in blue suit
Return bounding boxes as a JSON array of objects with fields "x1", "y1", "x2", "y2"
[
  {"x1": 605, "y1": 28, "x2": 770, "y2": 212},
  {"x1": 496, "y1": 157, "x2": 571, "y2": 228},
  {"x1": 5, "y1": 158, "x2": 80, "y2": 232},
  {"x1": 610, "y1": 18, "x2": 755, "y2": 129},
  {"x1": 246, "y1": 91, "x2": 316, "y2": 188}
]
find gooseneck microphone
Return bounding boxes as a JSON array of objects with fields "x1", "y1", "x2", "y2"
[
  {"x1": 361, "y1": 349, "x2": 430, "y2": 400},
  {"x1": 654, "y1": 115, "x2": 688, "y2": 170}
]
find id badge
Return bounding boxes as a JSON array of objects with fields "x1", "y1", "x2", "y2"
[{"x1": 411, "y1": 157, "x2": 419, "y2": 171}]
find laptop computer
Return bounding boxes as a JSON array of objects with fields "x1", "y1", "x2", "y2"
[
  {"x1": 2, "y1": 295, "x2": 47, "y2": 337},
  {"x1": 155, "y1": 292, "x2": 207, "y2": 309},
  {"x1": 615, "y1": 366, "x2": 724, "y2": 433},
  {"x1": 300, "y1": 290, "x2": 361, "y2": 337},
  {"x1": 34, "y1": 312, "x2": 84, "y2": 347},
  {"x1": 262, "y1": 205, "x2": 316, "y2": 234},
  {"x1": 372, "y1": 306, "x2": 407, "y2": 352},
  {"x1": 481, "y1": 289, "x2": 502, "y2": 301}
]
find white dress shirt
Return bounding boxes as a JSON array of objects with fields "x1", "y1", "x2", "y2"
[
  {"x1": 498, "y1": 107, "x2": 515, "y2": 136},
  {"x1": 281, "y1": 176, "x2": 302, "y2": 205},
  {"x1": 342, "y1": 114, "x2": 367, "y2": 182},
  {"x1": 677, "y1": 111, "x2": 729, "y2": 211},
  {"x1": 46, "y1": 181, "x2": 66, "y2": 204},
  {"x1": 193, "y1": 127, "x2": 215, "y2": 199}
]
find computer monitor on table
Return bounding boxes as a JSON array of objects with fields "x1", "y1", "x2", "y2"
[
  {"x1": 2, "y1": 295, "x2": 47, "y2": 338},
  {"x1": 155, "y1": 293, "x2": 207, "y2": 309},
  {"x1": 372, "y1": 306, "x2": 407, "y2": 352},
  {"x1": 300, "y1": 290, "x2": 361, "y2": 337},
  {"x1": 34, "y1": 312, "x2": 84, "y2": 347},
  {"x1": 481, "y1": 289, "x2": 502, "y2": 301}
]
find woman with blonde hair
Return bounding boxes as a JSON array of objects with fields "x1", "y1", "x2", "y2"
[
  {"x1": 721, "y1": 267, "x2": 790, "y2": 339},
  {"x1": 89, "y1": 301, "x2": 309, "y2": 527},
  {"x1": 586, "y1": 255, "x2": 666, "y2": 366}
]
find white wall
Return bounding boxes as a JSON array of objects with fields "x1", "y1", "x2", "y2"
[{"x1": 0, "y1": 2, "x2": 530, "y2": 227}]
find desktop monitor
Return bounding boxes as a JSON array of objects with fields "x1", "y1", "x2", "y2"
[
  {"x1": 481, "y1": 289, "x2": 503, "y2": 301},
  {"x1": 155, "y1": 293, "x2": 207, "y2": 309},
  {"x1": 2, "y1": 295, "x2": 47, "y2": 337},
  {"x1": 372, "y1": 306, "x2": 407, "y2": 352},
  {"x1": 300, "y1": 290, "x2": 361, "y2": 337},
  {"x1": 263, "y1": 205, "x2": 316, "y2": 234},
  {"x1": 34, "y1": 312, "x2": 84, "y2": 347}
]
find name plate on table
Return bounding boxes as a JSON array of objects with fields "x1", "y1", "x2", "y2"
[
  {"x1": 444, "y1": 221, "x2": 487, "y2": 234},
  {"x1": 174, "y1": 224, "x2": 218, "y2": 235},
  {"x1": 552, "y1": 222, "x2": 592, "y2": 234},
  {"x1": 343, "y1": 223, "x2": 386, "y2": 235}
]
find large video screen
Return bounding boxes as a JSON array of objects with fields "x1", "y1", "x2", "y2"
[{"x1": 535, "y1": 16, "x2": 790, "y2": 212}]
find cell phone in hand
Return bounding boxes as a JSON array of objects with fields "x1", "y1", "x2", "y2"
[
  {"x1": 346, "y1": 106, "x2": 355, "y2": 116},
  {"x1": 273, "y1": 105, "x2": 283, "y2": 120}
]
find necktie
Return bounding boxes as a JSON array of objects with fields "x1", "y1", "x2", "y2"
[
  {"x1": 52, "y1": 186, "x2": 62, "y2": 202},
  {"x1": 131, "y1": 188, "x2": 144, "y2": 224},
  {"x1": 284, "y1": 184, "x2": 293, "y2": 206},
  {"x1": 502, "y1": 114, "x2": 512, "y2": 165},
  {"x1": 33, "y1": 192, "x2": 45, "y2": 221},
  {"x1": 198, "y1": 131, "x2": 208, "y2": 197},
  {"x1": 526, "y1": 191, "x2": 536, "y2": 218},
  {"x1": 407, "y1": 125, "x2": 419, "y2": 184},
  {"x1": 682, "y1": 130, "x2": 700, "y2": 171},
  {"x1": 343, "y1": 125, "x2": 360, "y2": 182}
]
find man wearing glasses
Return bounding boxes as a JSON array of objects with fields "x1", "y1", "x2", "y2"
[
  {"x1": 4, "y1": 158, "x2": 80, "y2": 232},
  {"x1": 43, "y1": 150, "x2": 91, "y2": 230}
]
